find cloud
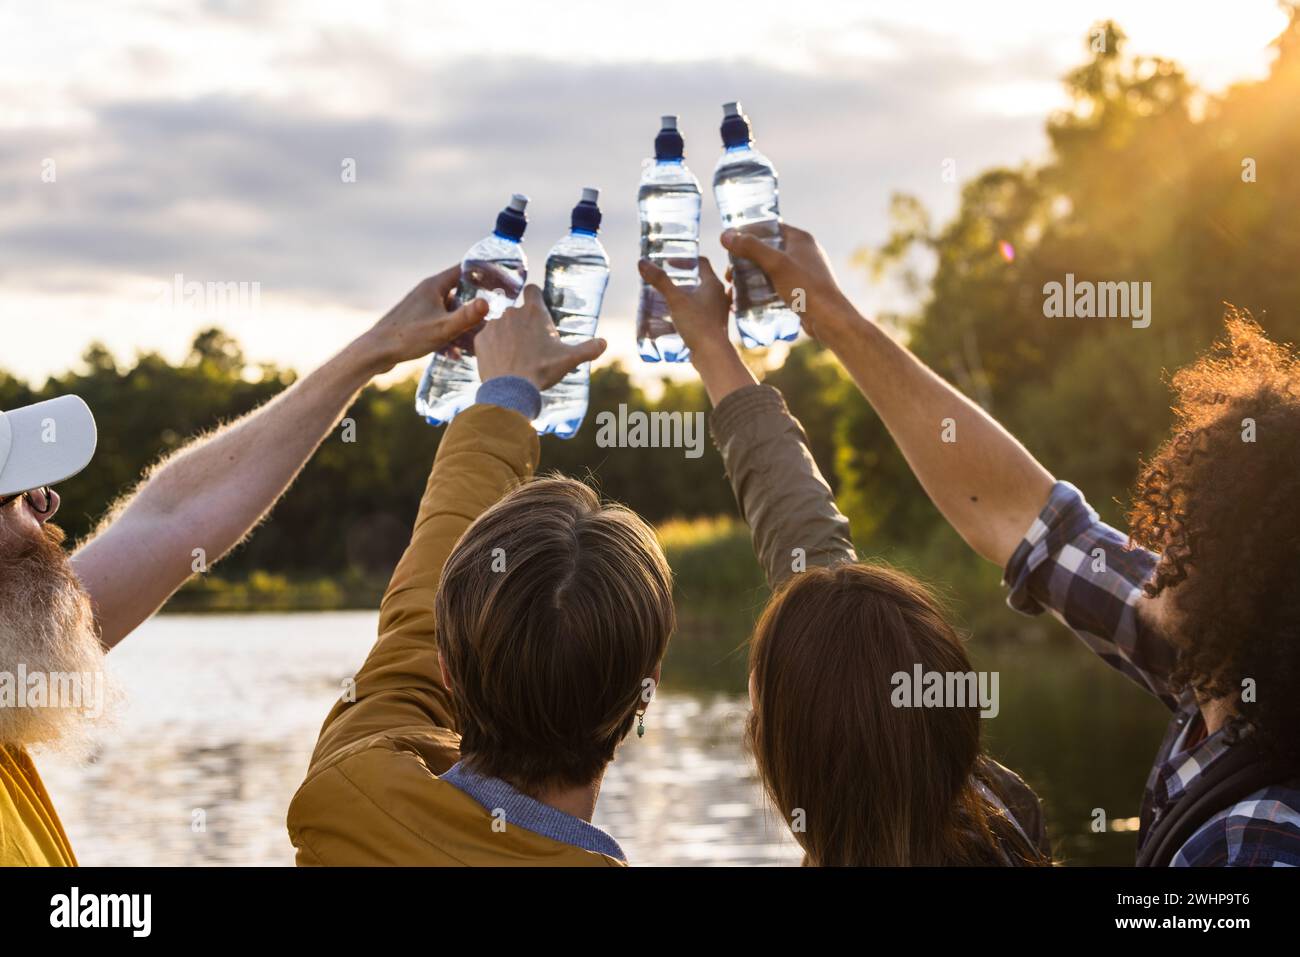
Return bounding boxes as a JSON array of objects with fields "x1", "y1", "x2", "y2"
[{"x1": 0, "y1": 21, "x2": 1055, "y2": 377}]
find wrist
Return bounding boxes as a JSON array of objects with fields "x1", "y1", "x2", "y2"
[
  {"x1": 691, "y1": 340, "x2": 757, "y2": 407},
  {"x1": 479, "y1": 363, "x2": 543, "y2": 391},
  {"x1": 817, "y1": 301, "x2": 873, "y2": 351},
  {"x1": 688, "y1": 334, "x2": 739, "y2": 370},
  {"x1": 333, "y1": 335, "x2": 389, "y2": 389},
  {"x1": 346, "y1": 331, "x2": 395, "y2": 380}
]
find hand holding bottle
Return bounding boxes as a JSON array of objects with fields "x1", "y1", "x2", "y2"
[
  {"x1": 416, "y1": 194, "x2": 530, "y2": 426},
  {"x1": 355, "y1": 266, "x2": 490, "y2": 376},
  {"x1": 712, "y1": 101, "x2": 798, "y2": 346},
  {"x1": 637, "y1": 257, "x2": 756, "y2": 407},
  {"x1": 535, "y1": 187, "x2": 610, "y2": 438},
  {"x1": 720, "y1": 224, "x2": 861, "y2": 346},
  {"x1": 475, "y1": 285, "x2": 608, "y2": 392},
  {"x1": 637, "y1": 115, "x2": 701, "y2": 363}
]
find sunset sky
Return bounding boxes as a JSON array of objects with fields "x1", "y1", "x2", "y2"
[{"x1": 1, "y1": 0, "x2": 1290, "y2": 387}]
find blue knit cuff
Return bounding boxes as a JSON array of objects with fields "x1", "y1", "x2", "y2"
[{"x1": 476, "y1": 375, "x2": 542, "y2": 420}]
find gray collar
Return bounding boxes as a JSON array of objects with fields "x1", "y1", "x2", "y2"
[{"x1": 440, "y1": 761, "x2": 626, "y2": 862}]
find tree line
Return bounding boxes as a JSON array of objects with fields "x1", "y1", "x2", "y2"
[{"x1": 6, "y1": 14, "x2": 1300, "y2": 603}]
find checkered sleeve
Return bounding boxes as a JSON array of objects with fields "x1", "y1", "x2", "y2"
[
  {"x1": 1172, "y1": 786, "x2": 1300, "y2": 867},
  {"x1": 1003, "y1": 481, "x2": 1179, "y2": 709}
]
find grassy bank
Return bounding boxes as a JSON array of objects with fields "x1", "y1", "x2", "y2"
[
  {"x1": 168, "y1": 515, "x2": 771, "y2": 615},
  {"x1": 169, "y1": 569, "x2": 387, "y2": 612}
]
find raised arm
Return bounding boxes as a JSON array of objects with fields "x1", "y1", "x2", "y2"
[
  {"x1": 639, "y1": 258, "x2": 854, "y2": 587},
  {"x1": 303, "y1": 287, "x2": 606, "y2": 763},
  {"x1": 72, "y1": 267, "x2": 488, "y2": 648},
  {"x1": 720, "y1": 226, "x2": 1054, "y2": 569}
]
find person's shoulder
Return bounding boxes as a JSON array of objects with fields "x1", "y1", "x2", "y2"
[
  {"x1": 979, "y1": 756, "x2": 1050, "y2": 854},
  {"x1": 291, "y1": 725, "x2": 460, "y2": 823},
  {"x1": 1178, "y1": 785, "x2": 1300, "y2": 867},
  {"x1": 287, "y1": 729, "x2": 465, "y2": 864}
]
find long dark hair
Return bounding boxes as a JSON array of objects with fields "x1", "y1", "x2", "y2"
[{"x1": 747, "y1": 562, "x2": 1048, "y2": 866}]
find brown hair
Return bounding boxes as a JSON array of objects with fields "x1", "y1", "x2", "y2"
[
  {"x1": 1129, "y1": 309, "x2": 1300, "y2": 761},
  {"x1": 435, "y1": 476, "x2": 675, "y2": 794},
  {"x1": 747, "y1": 563, "x2": 1047, "y2": 866}
]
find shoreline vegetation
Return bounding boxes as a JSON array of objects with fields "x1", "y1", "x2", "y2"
[
  {"x1": 167, "y1": 514, "x2": 1027, "y2": 644},
  {"x1": 167, "y1": 515, "x2": 769, "y2": 614},
  {"x1": 158, "y1": 512, "x2": 1057, "y2": 692}
]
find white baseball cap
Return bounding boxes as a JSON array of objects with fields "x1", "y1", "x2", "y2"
[{"x1": 0, "y1": 396, "x2": 98, "y2": 497}]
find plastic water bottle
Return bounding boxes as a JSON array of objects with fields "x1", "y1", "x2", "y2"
[
  {"x1": 636, "y1": 115, "x2": 701, "y2": 362},
  {"x1": 712, "y1": 102, "x2": 799, "y2": 346},
  {"x1": 415, "y1": 194, "x2": 529, "y2": 425},
  {"x1": 535, "y1": 188, "x2": 610, "y2": 439}
]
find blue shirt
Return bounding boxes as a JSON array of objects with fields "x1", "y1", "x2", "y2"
[
  {"x1": 440, "y1": 761, "x2": 626, "y2": 861},
  {"x1": 476, "y1": 376, "x2": 541, "y2": 420}
]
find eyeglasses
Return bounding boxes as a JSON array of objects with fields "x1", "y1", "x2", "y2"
[{"x1": 0, "y1": 486, "x2": 54, "y2": 515}]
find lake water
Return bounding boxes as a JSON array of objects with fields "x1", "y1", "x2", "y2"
[
  {"x1": 36, "y1": 611, "x2": 800, "y2": 867},
  {"x1": 36, "y1": 610, "x2": 1170, "y2": 866}
]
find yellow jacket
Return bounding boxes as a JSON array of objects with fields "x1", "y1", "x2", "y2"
[
  {"x1": 1, "y1": 745, "x2": 77, "y2": 866},
  {"x1": 286, "y1": 404, "x2": 625, "y2": 866}
]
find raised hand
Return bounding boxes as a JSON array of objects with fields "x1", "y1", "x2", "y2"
[
  {"x1": 720, "y1": 225, "x2": 860, "y2": 344},
  {"x1": 637, "y1": 257, "x2": 757, "y2": 407},
  {"x1": 475, "y1": 285, "x2": 608, "y2": 391},
  {"x1": 637, "y1": 256, "x2": 732, "y2": 357},
  {"x1": 356, "y1": 265, "x2": 489, "y2": 375}
]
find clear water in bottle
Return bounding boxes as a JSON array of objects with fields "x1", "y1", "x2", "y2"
[
  {"x1": 712, "y1": 101, "x2": 799, "y2": 347},
  {"x1": 637, "y1": 115, "x2": 700, "y2": 362},
  {"x1": 415, "y1": 194, "x2": 528, "y2": 425},
  {"x1": 535, "y1": 188, "x2": 610, "y2": 438}
]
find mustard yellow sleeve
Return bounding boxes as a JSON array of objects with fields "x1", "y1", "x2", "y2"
[{"x1": 305, "y1": 403, "x2": 539, "y2": 770}]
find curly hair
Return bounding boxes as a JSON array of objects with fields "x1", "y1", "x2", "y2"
[{"x1": 1128, "y1": 308, "x2": 1300, "y2": 760}]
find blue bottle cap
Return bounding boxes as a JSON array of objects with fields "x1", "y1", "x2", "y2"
[
  {"x1": 495, "y1": 193, "x2": 528, "y2": 240},
  {"x1": 720, "y1": 101, "x2": 751, "y2": 148},
  {"x1": 654, "y1": 115, "x2": 685, "y2": 161},
  {"x1": 571, "y1": 187, "x2": 602, "y2": 233}
]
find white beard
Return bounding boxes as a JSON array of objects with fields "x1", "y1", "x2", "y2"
[{"x1": 0, "y1": 524, "x2": 119, "y2": 754}]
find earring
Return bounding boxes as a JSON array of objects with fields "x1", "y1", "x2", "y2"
[{"x1": 636, "y1": 710, "x2": 646, "y2": 738}]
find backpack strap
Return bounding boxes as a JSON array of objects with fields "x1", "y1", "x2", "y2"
[{"x1": 1137, "y1": 737, "x2": 1297, "y2": 867}]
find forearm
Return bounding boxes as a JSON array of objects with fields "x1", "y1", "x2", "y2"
[
  {"x1": 74, "y1": 339, "x2": 380, "y2": 647},
  {"x1": 711, "y1": 384, "x2": 856, "y2": 588},
  {"x1": 823, "y1": 311, "x2": 1053, "y2": 568},
  {"x1": 691, "y1": 338, "x2": 759, "y2": 408}
]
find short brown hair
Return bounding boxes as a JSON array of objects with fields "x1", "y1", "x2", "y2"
[
  {"x1": 435, "y1": 476, "x2": 675, "y2": 793},
  {"x1": 1129, "y1": 309, "x2": 1300, "y2": 761},
  {"x1": 748, "y1": 563, "x2": 1047, "y2": 866}
]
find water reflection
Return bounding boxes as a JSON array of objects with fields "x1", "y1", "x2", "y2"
[
  {"x1": 36, "y1": 610, "x2": 1169, "y2": 866},
  {"x1": 36, "y1": 612, "x2": 799, "y2": 867},
  {"x1": 595, "y1": 695, "x2": 800, "y2": 865}
]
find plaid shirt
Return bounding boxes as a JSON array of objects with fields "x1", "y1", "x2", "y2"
[{"x1": 1003, "y1": 482, "x2": 1300, "y2": 867}]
